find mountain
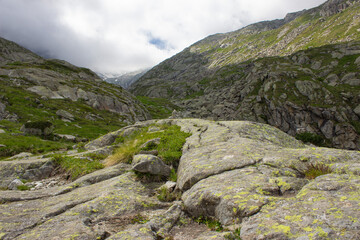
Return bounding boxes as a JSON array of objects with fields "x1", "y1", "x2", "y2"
[
  {"x1": 130, "y1": 0, "x2": 360, "y2": 150},
  {"x1": 0, "y1": 36, "x2": 150, "y2": 158},
  {"x1": 101, "y1": 69, "x2": 149, "y2": 89}
]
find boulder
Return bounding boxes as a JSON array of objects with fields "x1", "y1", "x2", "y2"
[
  {"x1": 56, "y1": 109, "x2": 74, "y2": 121},
  {"x1": 27, "y1": 86, "x2": 64, "y2": 99},
  {"x1": 8, "y1": 179, "x2": 23, "y2": 190},
  {"x1": 56, "y1": 134, "x2": 77, "y2": 142},
  {"x1": 132, "y1": 154, "x2": 171, "y2": 177},
  {"x1": 21, "y1": 121, "x2": 54, "y2": 136},
  {"x1": 355, "y1": 56, "x2": 360, "y2": 66},
  {"x1": 354, "y1": 104, "x2": 360, "y2": 117},
  {"x1": 0, "y1": 128, "x2": 5, "y2": 133}
]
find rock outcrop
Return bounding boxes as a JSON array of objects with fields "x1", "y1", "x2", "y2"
[
  {"x1": 0, "y1": 37, "x2": 150, "y2": 124},
  {"x1": 1, "y1": 119, "x2": 359, "y2": 239}
]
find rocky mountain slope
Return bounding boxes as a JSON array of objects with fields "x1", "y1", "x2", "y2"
[
  {"x1": 130, "y1": 0, "x2": 360, "y2": 150},
  {"x1": 0, "y1": 37, "x2": 150, "y2": 158},
  {"x1": 1, "y1": 119, "x2": 359, "y2": 239}
]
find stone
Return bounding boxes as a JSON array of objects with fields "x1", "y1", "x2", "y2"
[
  {"x1": 0, "y1": 144, "x2": 6, "y2": 148},
  {"x1": 27, "y1": 86, "x2": 64, "y2": 99},
  {"x1": 159, "y1": 181, "x2": 177, "y2": 193},
  {"x1": 140, "y1": 138, "x2": 161, "y2": 150},
  {"x1": 295, "y1": 80, "x2": 320, "y2": 100},
  {"x1": 354, "y1": 104, "x2": 360, "y2": 117},
  {"x1": 56, "y1": 109, "x2": 74, "y2": 121},
  {"x1": 8, "y1": 179, "x2": 23, "y2": 190},
  {"x1": 0, "y1": 128, "x2": 5, "y2": 133},
  {"x1": 320, "y1": 120, "x2": 334, "y2": 139},
  {"x1": 56, "y1": 134, "x2": 77, "y2": 142},
  {"x1": 325, "y1": 73, "x2": 339, "y2": 86},
  {"x1": 355, "y1": 56, "x2": 360, "y2": 65},
  {"x1": 132, "y1": 154, "x2": 171, "y2": 177}
]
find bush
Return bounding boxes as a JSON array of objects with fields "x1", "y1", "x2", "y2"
[
  {"x1": 304, "y1": 162, "x2": 332, "y2": 180},
  {"x1": 157, "y1": 186, "x2": 181, "y2": 202},
  {"x1": 295, "y1": 132, "x2": 325, "y2": 146}
]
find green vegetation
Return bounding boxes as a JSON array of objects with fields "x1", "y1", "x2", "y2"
[
  {"x1": 195, "y1": 216, "x2": 223, "y2": 232},
  {"x1": 0, "y1": 129, "x2": 73, "y2": 159},
  {"x1": 16, "y1": 185, "x2": 31, "y2": 191},
  {"x1": 130, "y1": 213, "x2": 149, "y2": 224},
  {"x1": 303, "y1": 162, "x2": 332, "y2": 180},
  {"x1": 136, "y1": 96, "x2": 180, "y2": 119},
  {"x1": 24, "y1": 121, "x2": 53, "y2": 131},
  {"x1": 295, "y1": 132, "x2": 326, "y2": 147},
  {"x1": 157, "y1": 186, "x2": 181, "y2": 202},
  {"x1": 52, "y1": 154, "x2": 104, "y2": 180},
  {"x1": 106, "y1": 124, "x2": 191, "y2": 168},
  {"x1": 0, "y1": 77, "x2": 126, "y2": 158}
]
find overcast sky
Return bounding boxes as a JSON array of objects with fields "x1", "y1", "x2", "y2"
[{"x1": 0, "y1": 0, "x2": 326, "y2": 74}]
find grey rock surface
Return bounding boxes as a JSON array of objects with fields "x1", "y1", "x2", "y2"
[{"x1": 132, "y1": 154, "x2": 171, "y2": 177}]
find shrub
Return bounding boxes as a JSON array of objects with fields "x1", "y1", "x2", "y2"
[
  {"x1": 295, "y1": 132, "x2": 325, "y2": 146},
  {"x1": 304, "y1": 162, "x2": 332, "y2": 180},
  {"x1": 17, "y1": 185, "x2": 31, "y2": 191}
]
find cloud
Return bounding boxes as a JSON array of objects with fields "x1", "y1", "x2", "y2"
[{"x1": 0, "y1": 0, "x2": 326, "y2": 73}]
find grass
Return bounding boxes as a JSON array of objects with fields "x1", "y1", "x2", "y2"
[
  {"x1": 195, "y1": 216, "x2": 223, "y2": 232},
  {"x1": 157, "y1": 186, "x2": 181, "y2": 202},
  {"x1": 136, "y1": 96, "x2": 180, "y2": 119},
  {"x1": 52, "y1": 154, "x2": 104, "y2": 180},
  {"x1": 105, "y1": 124, "x2": 191, "y2": 169},
  {"x1": 304, "y1": 162, "x2": 332, "y2": 180},
  {"x1": 0, "y1": 133, "x2": 73, "y2": 160},
  {"x1": 17, "y1": 185, "x2": 31, "y2": 191}
]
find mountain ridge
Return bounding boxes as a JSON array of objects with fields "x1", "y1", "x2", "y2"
[{"x1": 130, "y1": 0, "x2": 360, "y2": 150}]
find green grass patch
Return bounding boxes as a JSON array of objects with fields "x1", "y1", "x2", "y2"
[
  {"x1": 136, "y1": 96, "x2": 179, "y2": 119},
  {"x1": 0, "y1": 133, "x2": 73, "y2": 160},
  {"x1": 52, "y1": 154, "x2": 104, "y2": 180},
  {"x1": 195, "y1": 216, "x2": 223, "y2": 232},
  {"x1": 106, "y1": 124, "x2": 191, "y2": 169},
  {"x1": 17, "y1": 185, "x2": 31, "y2": 191}
]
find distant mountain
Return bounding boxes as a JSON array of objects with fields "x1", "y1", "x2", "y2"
[
  {"x1": 99, "y1": 69, "x2": 149, "y2": 89},
  {"x1": 130, "y1": 0, "x2": 360, "y2": 150}
]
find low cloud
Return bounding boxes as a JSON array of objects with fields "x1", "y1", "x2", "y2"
[{"x1": 0, "y1": 0, "x2": 326, "y2": 73}]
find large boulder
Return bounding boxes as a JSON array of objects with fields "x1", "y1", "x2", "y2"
[
  {"x1": 20, "y1": 121, "x2": 54, "y2": 136},
  {"x1": 132, "y1": 154, "x2": 171, "y2": 177}
]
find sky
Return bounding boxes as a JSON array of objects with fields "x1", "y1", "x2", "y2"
[{"x1": 0, "y1": 0, "x2": 326, "y2": 74}]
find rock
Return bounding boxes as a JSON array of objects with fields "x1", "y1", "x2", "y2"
[
  {"x1": 240, "y1": 174, "x2": 360, "y2": 240},
  {"x1": 341, "y1": 72, "x2": 360, "y2": 86},
  {"x1": 140, "y1": 138, "x2": 161, "y2": 150},
  {"x1": 56, "y1": 134, "x2": 77, "y2": 142},
  {"x1": 0, "y1": 128, "x2": 5, "y2": 133},
  {"x1": 56, "y1": 109, "x2": 74, "y2": 121},
  {"x1": 159, "y1": 181, "x2": 177, "y2": 193},
  {"x1": 0, "y1": 144, "x2": 6, "y2": 148},
  {"x1": 354, "y1": 105, "x2": 360, "y2": 117},
  {"x1": 21, "y1": 121, "x2": 54, "y2": 136},
  {"x1": 147, "y1": 202, "x2": 182, "y2": 238},
  {"x1": 295, "y1": 80, "x2": 320, "y2": 100},
  {"x1": 320, "y1": 120, "x2": 334, "y2": 139},
  {"x1": 8, "y1": 179, "x2": 23, "y2": 190},
  {"x1": 148, "y1": 126, "x2": 161, "y2": 132},
  {"x1": 132, "y1": 154, "x2": 171, "y2": 177},
  {"x1": 355, "y1": 56, "x2": 360, "y2": 65},
  {"x1": 27, "y1": 86, "x2": 64, "y2": 99},
  {"x1": 8, "y1": 152, "x2": 33, "y2": 160},
  {"x1": 138, "y1": 149, "x2": 159, "y2": 155},
  {"x1": 325, "y1": 73, "x2": 340, "y2": 86}
]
